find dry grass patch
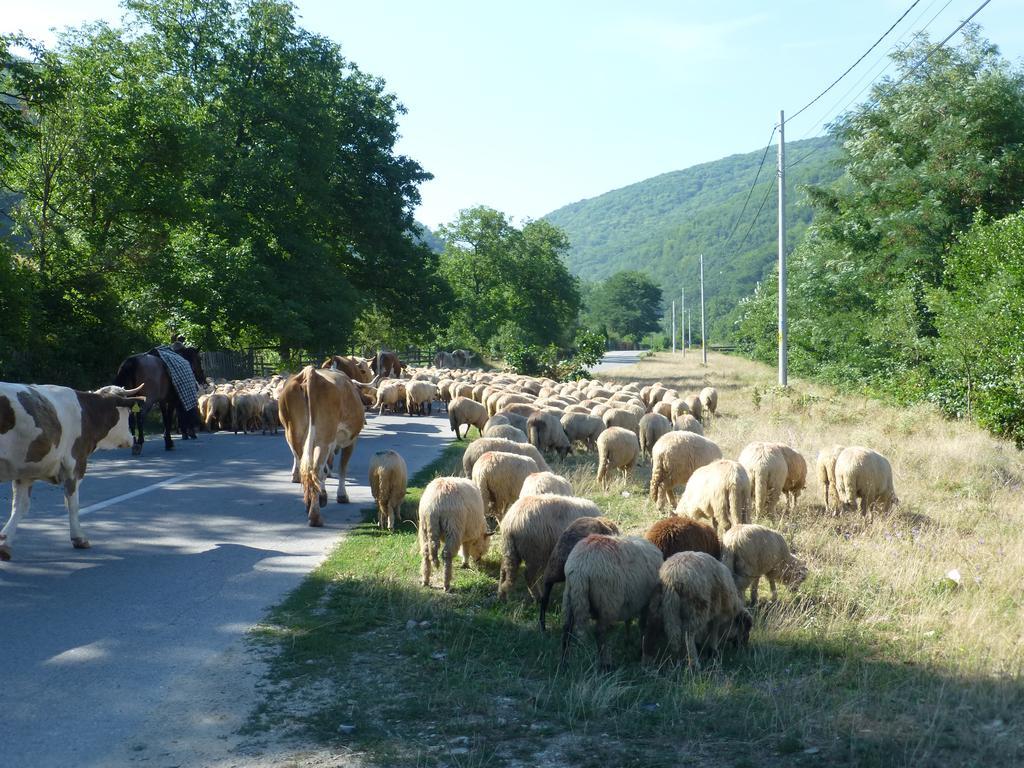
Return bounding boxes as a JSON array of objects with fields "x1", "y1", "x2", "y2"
[{"x1": 247, "y1": 354, "x2": 1024, "y2": 767}]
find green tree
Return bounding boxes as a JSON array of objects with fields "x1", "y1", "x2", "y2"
[{"x1": 586, "y1": 270, "x2": 662, "y2": 344}]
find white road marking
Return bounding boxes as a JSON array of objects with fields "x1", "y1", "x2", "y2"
[{"x1": 79, "y1": 472, "x2": 200, "y2": 516}]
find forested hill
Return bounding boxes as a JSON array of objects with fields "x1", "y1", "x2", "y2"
[{"x1": 544, "y1": 135, "x2": 841, "y2": 338}]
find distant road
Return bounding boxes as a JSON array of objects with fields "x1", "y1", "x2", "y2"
[
  {"x1": 0, "y1": 413, "x2": 453, "y2": 768},
  {"x1": 589, "y1": 349, "x2": 646, "y2": 374}
]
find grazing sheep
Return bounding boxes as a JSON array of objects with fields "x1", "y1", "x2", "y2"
[
  {"x1": 596, "y1": 426, "x2": 641, "y2": 489},
  {"x1": 538, "y1": 516, "x2": 621, "y2": 631},
  {"x1": 495, "y1": 410, "x2": 529, "y2": 434},
  {"x1": 699, "y1": 387, "x2": 718, "y2": 421},
  {"x1": 483, "y1": 424, "x2": 529, "y2": 443},
  {"x1": 649, "y1": 431, "x2": 723, "y2": 509},
  {"x1": 471, "y1": 451, "x2": 540, "y2": 522},
  {"x1": 670, "y1": 399, "x2": 691, "y2": 421},
  {"x1": 527, "y1": 410, "x2": 572, "y2": 457},
  {"x1": 560, "y1": 412, "x2": 605, "y2": 452},
  {"x1": 737, "y1": 441, "x2": 789, "y2": 518},
  {"x1": 675, "y1": 459, "x2": 751, "y2": 534},
  {"x1": 646, "y1": 551, "x2": 752, "y2": 670},
  {"x1": 645, "y1": 515, "x2": 722, "y2": 561},
  {"x1": 653, "y1": 401, "x2": 673, "y2": 419},
  {"x1": 602, "y1": 407, "x2": 641, "y2": 436},
  {"x1": 449, "y1": 396, "x2": 488, "y2": 439},
  {"x1": 484, "y1": 413, "x2": 510, "y2": 429},
  {"x1": 722, "y1": 523, "x2": 807, "y2": 605},
  {"x1": 673, "y1": 413, "x2": 704, "y2": 435},
  {"x1": 519, "y1": 471, "x2": 574, "y2": 498},
  {"x1": 684, "y1": 394, "x2": 703, "y2": 423},
  {"x1": 816, "y1": 444, "x2": 846, "y2": 512},
  {"x1": 773, "y1": 443, "x2": 807, "y2": 512},
  {"x1": 406, "y1": 380, "x2": 438, "y2": 416},
  {"x1": 261, "y1": 397, "x2": 280, "y2": 435},
  {"x1": 498, "y1": 494, "x2": 601, "y2": 601},
  {"x1": 369, "y1": 449, "x2": 408, "y2": 531},
  {"x1": 418, "y1": 477, "x2": 491, "y2": 592},
  {"x1": 561, "y1": 535, "x2": 664, "y2": 668},
  {"x1": 462, "y1": 437, "x2": 550, "y2": 477},
  {"x1": 639, "y1": 412, "x2": 673, "y2": 460},
  {"x1": 835, "y1": 446, "x2": 898, "y2": 521}
]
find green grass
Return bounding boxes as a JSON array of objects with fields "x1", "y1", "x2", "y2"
[{"x1": 246, "y1": 366, "x2": 1024, "y2": 767}]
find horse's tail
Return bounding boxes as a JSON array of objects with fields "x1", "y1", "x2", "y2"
[{"x1": 113, "y1": 355, "x2": 139, "y2": 388}]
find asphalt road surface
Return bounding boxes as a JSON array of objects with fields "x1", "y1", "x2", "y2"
[
  {"x1": 0, "y1": 412, "x2": 453, "y2": 768},
  {"x1": 589, "y1": 349, "x2": 645, "y2": 374}
]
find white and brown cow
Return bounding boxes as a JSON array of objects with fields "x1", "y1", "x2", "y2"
[
  {"x1": 278, "y1": 366, "x2": 365, "y2": 527},
  {"x1": 0, "y1": 382, "x2": 145, "y2": 560}
]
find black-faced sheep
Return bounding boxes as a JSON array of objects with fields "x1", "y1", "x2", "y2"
[
  {"x1": 369, "y1": 449, "x2": 408, "y2": 531},
  {"x1": 722, "y1": 523, "x2": 807, "y2": 605},
  {"x1": 462, "y1": 437, "x2": 550, "y2": 476},
  {"x1": 519, "y1": 471, "x2": 574, "y2": 498},
  {"x1": 471, "y1": 450, "x2": 540, "y2": 522},
  {"x1": 737, "y1": 441, "x2": 789, "y2": 518},
  {"x1": 674, "y1": 459, "x2": 751, "y2": 534},
  {"x1": 449, "y1": 396, "x2": 489, "y2": 439},
  {"x1": 644, "y1": 515, "x2": 722, "y2": 561},
  {"x1": 418, "y1": 477, "x2": 491, "y2": 592},
  {"x1": 561, "y1": 534, "x2": 664, "y2": 668},
  {"x1": 649, "y1": 431, "x2": 723, "y2": 509},
  {"x1": 596, "y1": 426, "x2": 641, "y2": 489},
  {"x1": 538, "y1": 517, "x2": 621, "y2": 631},
  {"x1": 835, "y1": 446, "x2": 898, "y2": 521},
  {"x1": 639, "y1": 412, "x2": 672, "y2": 461},
  {"x1": 816, "y1": 444, "x2": 845, "y2": 513},
  {"x1": 646, "y1": 551, "x2": 752, "y2": 670},
  {"x1": 498, "y1": 494, "x2": 600, "y2": 601}
]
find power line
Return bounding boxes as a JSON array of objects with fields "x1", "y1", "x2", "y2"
[
  {"x1": 724, "y1": 126, "x2": 777, "y2": 244},
  {"x1": 735, "y1": 181, "x2": 775, "y2": 254},
  {"x1": 787, "y1": 0, "x2": 925, "y2": 123}
]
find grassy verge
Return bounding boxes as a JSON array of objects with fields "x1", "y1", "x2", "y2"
[{"x1": 246, "y1": 356, "x2": 1023, "y2": 767}]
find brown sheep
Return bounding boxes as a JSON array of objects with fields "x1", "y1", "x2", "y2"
[
  {"x1": 537, "y1": 516, "x2": 620, "y2": 631},
  {"x1": 644, "y1": 516, "x2": 722, "y2": 561}
]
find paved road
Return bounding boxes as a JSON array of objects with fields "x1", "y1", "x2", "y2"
[
  {"x1": 0, "y1": 412, "x2": 453, "y2": 768},
  {"x1": 589, "y1": 349, "x2": 646, "y2": 374}
]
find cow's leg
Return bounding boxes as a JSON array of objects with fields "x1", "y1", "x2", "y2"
[
  {"x1": 0, "y1": 480, "x2": 32, "y2": 560},
  {"x1": 336, "y1": 442, "x2": 356, "y2": 504},
  {"x1": 290, "y1": 454, "x2": 300, "y2": 483},
  {"x1": 63, "y1": 479, "x2": 90, "y2": 549}
]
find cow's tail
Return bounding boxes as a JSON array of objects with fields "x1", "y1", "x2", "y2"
[{"x1": 298, "y1": 369, "x2": 322, "y2": 506}]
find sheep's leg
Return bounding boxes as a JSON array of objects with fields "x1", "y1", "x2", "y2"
[
  {"x1": 442, "y1": 544, "x2": 455, "y2": 592},
  {"x1": 749, "y1": 577, "x2": 760, "y2": 606},
  {"x1": 524, "y1": 561, "x2": 543, "y2": 601},
  {"x1": 498, "y1": 551, "x2": 521, "y2": 600},
  {"x1": 595, "y1": 620, "x2": 613, "y2": 670},
  {"x1": 767, "y1": 573, "x2": 778, "y2": 601},
  {"x1": 420, "y1": 548, "x2": 431, "y2": 587},
  {"x1": 685, "y1": 631, "x2": 700, "y2": 671}
]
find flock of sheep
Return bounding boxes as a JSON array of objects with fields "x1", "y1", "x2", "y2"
[
  {"x1": 192, "y1": 360, "x2": 899, "y2": 669},
  {"x1": 360, "y1": 368, "x2": 900, "y2": 670}
]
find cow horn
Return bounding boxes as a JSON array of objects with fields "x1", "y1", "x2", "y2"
[{"x1": 123, "y1": 383, "x2": 145, "y2": 396}]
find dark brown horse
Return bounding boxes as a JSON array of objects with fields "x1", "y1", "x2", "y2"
[{"x1": 112, "y1": 346, "x2": 206, "y2": 454}]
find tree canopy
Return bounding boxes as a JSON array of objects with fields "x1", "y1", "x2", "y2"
[{"x1": 584, "y1": 270, "x2": 663, "y2": 344}]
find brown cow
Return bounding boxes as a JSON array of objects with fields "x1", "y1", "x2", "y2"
[
  {"x1": 371, "y1": 350, "x2": 404, "y2": 378},
  {"x1": 320, "y1": 355, "x2": 373, "y2": 384},
  {"x1": 278, "y1": 366, "x2": 366, "y2": 526}
]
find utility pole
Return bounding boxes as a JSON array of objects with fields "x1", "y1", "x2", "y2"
[
  {"x1": 778, "y1": 110, "x2": 788, "y2": 387},
  {"x1": 671, "y1": 301, "x2": 676, "y2": 353},
  {"x1": 680, "y1": 286, "x2": 685, "y2": 355},
  {"x1": 699, "y1": 253, "x2": 707, "y2": 365},
  {"x1": 687, "y1": 308, "x2": 692, "y2": 348}
]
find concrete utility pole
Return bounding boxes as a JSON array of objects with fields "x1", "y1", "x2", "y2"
[
  {"x1": 699, "y1": 253, "x2": 707, "y2": 365},
  {"x1": 687, "y1": 308, "x2": 692, "y2": 349},
  {"x1": 778, "y1": 110, "x2": 788, "y2": 387},
  {"x1": 680, "y1": 287, "x2": 685, "y2": 355},
  {"x1": 671, "y1": 301, "x2": 676, "y2": 353}
]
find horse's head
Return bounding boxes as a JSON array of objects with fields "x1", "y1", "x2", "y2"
[{"x1": 179, "y1": 347, "x2": 207, "y2": 385}]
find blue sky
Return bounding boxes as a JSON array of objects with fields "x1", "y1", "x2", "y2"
[{"x1": 9, "y1": 1, "x2": 1024, "y2": 229}]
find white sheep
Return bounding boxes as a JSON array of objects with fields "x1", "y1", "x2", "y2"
[
  {"x1": 674, "y1": 459, "x2": 751, "y2": 534},
  {"x1": 639, "y1": 412, "x2": 673, "y2": 461},
  {"x1": 561, "y1": 534, "x2": 664, "y2": 668},
  {"x1": 773, "y1": 443, "x2": 807, "y2": 512},
  {"x1": 683, "y1": 394, "x2": 703, "y2": 423},
  {"x1": 527, "y1": 410, "x2": 572, "y2": 457},
  {"x1": 519, "y1": 471, "x2": 574, "y2": 498},
  {"x1": 406, "y1": 380, "x2": 438, "y2": 416},
  {"x1": 673, "y1": 413, "x2": 704, "y2": 435},
  {"x1": 835, "y1": 446, "x2": 898, "y2": 521},
  {"x1": 722, "y1": 523, "x2": 807, "y2": 605},
  {"x1": 699, "y1": 387, "x2": 718, "y2": 421},
  {"x1": 471, "y1": 450, "x2": 540, "y2": 522},
  {"x1": 602, "y1": 407, "x2": 641, "y2": 436},
  {"x1": 596, "y1": 426, "x2": 641, "y2": 489},
  {"x1": 462, "y1": 436, "x2": 550, "y2": 476},
  {"x1": 646, "y1": 551, "x2": 751, "y2": 670},
  {"x1": 560, "y1": 412, "x2": 605, "y2": 452},
  {"x1": 649, "y1": 431, "x2": 723, "y2": 509},
  {"x1": 368, "y1": 449, "x2": 408, "y2": 531},
  {"x1": 483, "y1": 424, "x2": 529, "y2": 443},
  {"x1": 449, "y1": 396, "x2": 489, "y2": 439},
  {"x1": 816, "y1": 444, "x2": 846, "y2": 513},
  {"x1": 498, "y1": 494, "x2": 600, "y2": 601},
  {"x1": 737, "y1": 441, "x2": 789, "y2": 518},
  {"x1": 418, "y1": 477, "x2": 491, "y2": 592}
]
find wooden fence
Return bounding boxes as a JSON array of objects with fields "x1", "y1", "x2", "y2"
[{"x1": 200, "y1": 346, "x2": 442, "y2": 380}]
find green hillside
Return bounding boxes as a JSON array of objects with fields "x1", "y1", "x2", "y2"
[{"x1": 544, "y1": 135, "x2": 842, "y2": 339}]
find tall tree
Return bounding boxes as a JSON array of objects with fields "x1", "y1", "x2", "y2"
[{"x1": 586, "y1": 270, "x2": 662, "y2": 344}]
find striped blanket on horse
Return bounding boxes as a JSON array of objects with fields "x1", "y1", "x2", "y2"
[{"x1": 155, "y1": 346, "x2": 199, "y2": 412}]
